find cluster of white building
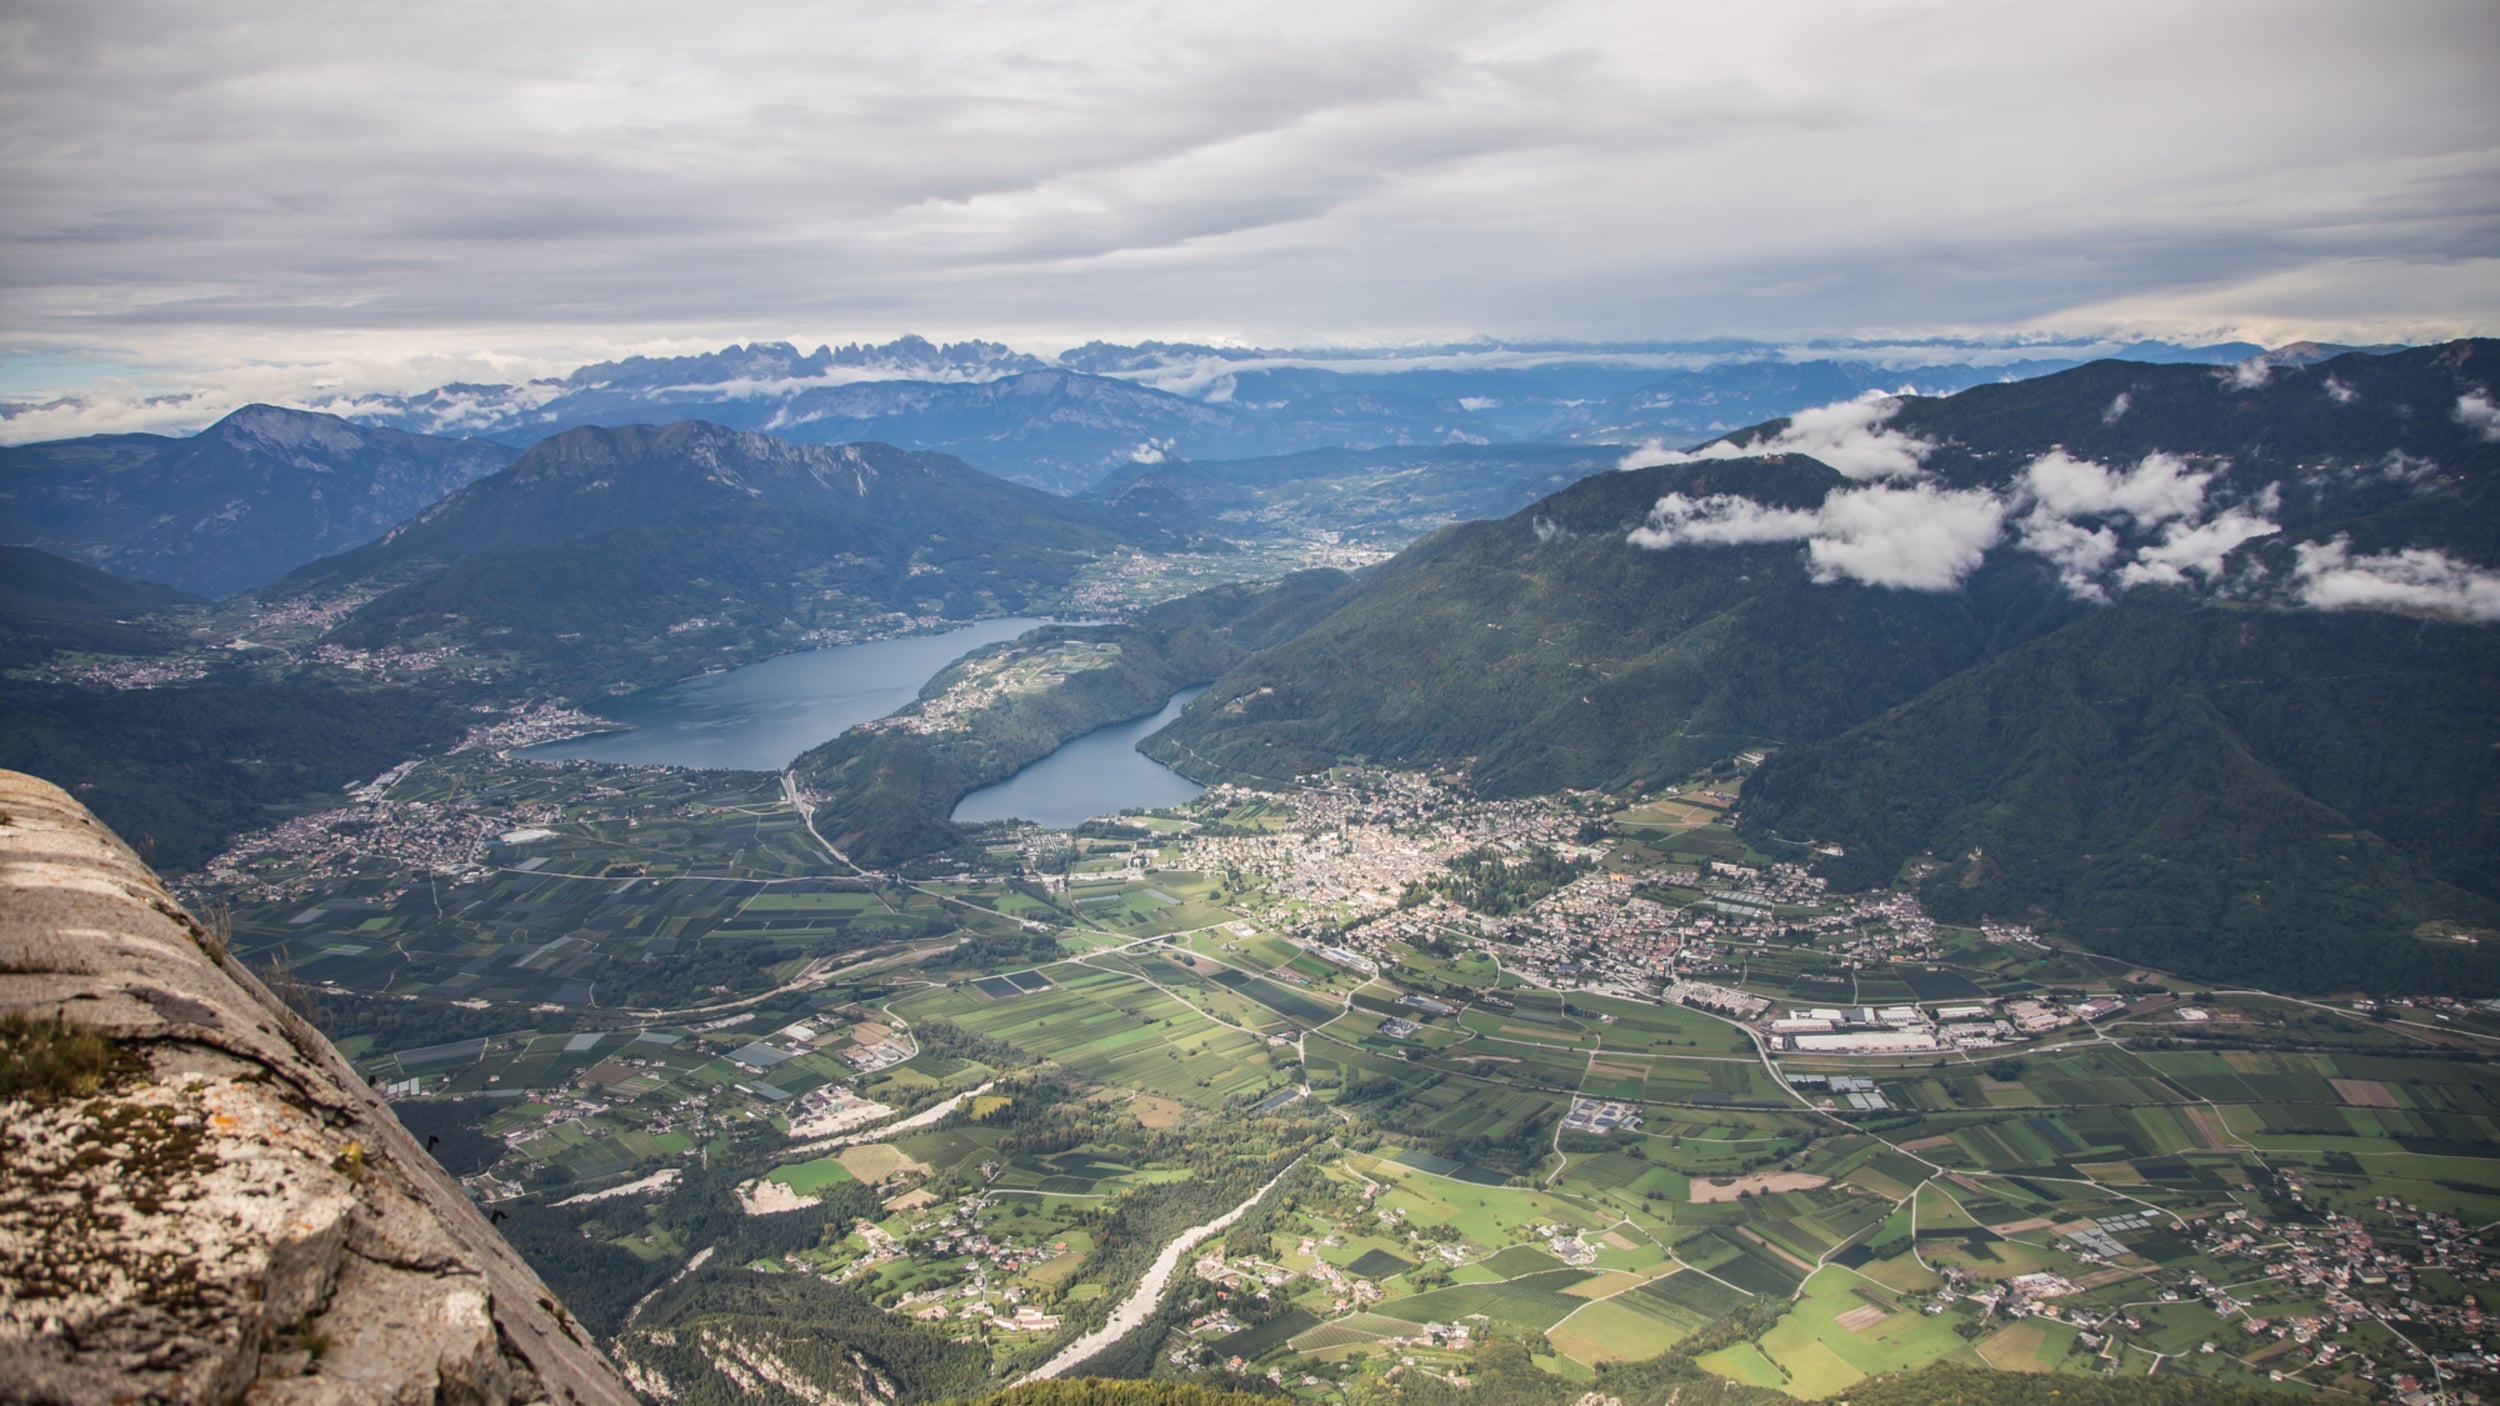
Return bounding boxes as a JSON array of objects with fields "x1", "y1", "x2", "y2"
[
  {"x1": 1770, "y1": 1004, "x2": 1942, "y2": 1053},
  {"x1": 1763, "y1": 993, "x2": 2126, "y2": 1055}
]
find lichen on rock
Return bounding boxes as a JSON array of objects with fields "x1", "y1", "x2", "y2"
[{"x1": 0, "y1": 768, "x2": 638, "y2": 1405}]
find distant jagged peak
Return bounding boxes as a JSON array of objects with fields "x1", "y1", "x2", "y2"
[
  {"x1": 557, "y1": 335, "x2": 1051, "y2": 394},
  {"x1": 824, "y1": 333, "x2": 1045, "y2": 374}
]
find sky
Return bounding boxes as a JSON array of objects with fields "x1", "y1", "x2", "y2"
[{"x1": 2, "y1": 0, "x2": 2495, "y2": 417}]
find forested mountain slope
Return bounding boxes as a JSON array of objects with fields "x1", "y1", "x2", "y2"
[
  {"x1": 1150, "y1": 341, "x2": 2500, "y2": 991},
  {"x1": 0, "y1": 404, "x2": 514, "y2": 595},
  {"x1": 291, "y1": 421, "x2": 1181, "y2": 693},
  {"x1": 1144, "y1": 454, "x2": 2086, "y2": 796}
]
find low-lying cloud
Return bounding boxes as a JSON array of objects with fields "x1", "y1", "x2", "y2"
[
  {"x1": 2021, "y1": 449, "x2": 2209, "y2": 526},
  {"x1": 2295, "y1": 537, "x2": 2500, "y2": 623},
  {"x1": 2013, "y1": 449, "x2": 2227, "y2": 598},
  {"x1": 1618, "y1": 391, "x2": 1933, "y2": 481},
  {"x1": 1626, "y1": 445, "x2": 2312, "y2": 599},
  {"x1": 2457, "y1": 390, "x2": 2500, "y2": 441},
  {"x1": 1628, "y1": 483, "x2": 2005, "y2": 590},
  {"x1": 2115, "y1": 492, "x2": 2283, "y2": 588}
]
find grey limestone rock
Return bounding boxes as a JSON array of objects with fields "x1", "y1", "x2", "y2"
[{"x1": 0, "y1": 770, "x2": 640, "y2": 1405}]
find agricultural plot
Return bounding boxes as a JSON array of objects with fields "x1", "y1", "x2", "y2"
[
  {"x1": 905, "y1": 965, "x2": 1279, "y2": 1106},
  {"x1": 767, "y1": 1156, "x2": 859, "y2": 1195},
  {"x1": 1375, "y1": 1268, "x2": 1600, "y2": 1332},
  {"x1": 1207, "y1": 968, "x2": 1340, "y2": 1026},
  {"x1": 223, "y1": 744, "x2": 1110, "y2": 1017},
  {"x1": 1424, "y1": 1041, "x2": 1585, "y2": 1092},
  {"x1": 1736, "y1": 1267, "x2": 1982, "y2": 1396},
  {"x1": 1545, "y1": 1292, "x2": 1693, "y2": 1365}
]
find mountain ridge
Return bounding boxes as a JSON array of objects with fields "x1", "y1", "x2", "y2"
[
  {"x1": 0, "y1": 403, "x2": 514, "y2": 596},
  {"x1": 1145, "y1": 340, "x2": 2500, "y2": 991},
  {"x1": 295, "y1": 420, "x2": 1181, "y2": 694}
]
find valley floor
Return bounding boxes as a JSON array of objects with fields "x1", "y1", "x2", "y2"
[{"x1": 191, "y1": 743, "x2": 2500, "y2": 1405}]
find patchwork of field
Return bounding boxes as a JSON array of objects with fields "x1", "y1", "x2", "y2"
[
  {"x1": 219, "y1": 746, "x2": 2500, "y2": 1405},
  {"x1": 893, "y1": 963, "x2": 1282, "y2": 1106},
  {"x1": 1703, "y1": 1267, "x2": 1981, "y2": 1396}
]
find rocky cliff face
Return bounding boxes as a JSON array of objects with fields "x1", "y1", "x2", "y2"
[{"x1": 0, "y1": 770, "x2": 638, "y2": 1405}]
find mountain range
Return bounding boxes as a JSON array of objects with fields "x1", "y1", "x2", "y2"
[
  {"x1": 286, "y1": 334, "x2": 2277, "y2": 493},
  {"x1": 290, "y1": 420, "x2": 1181, "y2": 694},
  {"x1": 6, "y1": 336, "x2": 2490, "y2": 994},
  {"x1": 0, "y1": 404, "x2": 513, "y2": 595},
  {"x1": 1149, "y1": 341, "x2": 2500, "y2": 992},
  {"x1": 342, "y1": 346, "x2": 1923, "y2": 496},
  {"x1": 0, "y1": 335, "x2": 2325, "y2": 594}
]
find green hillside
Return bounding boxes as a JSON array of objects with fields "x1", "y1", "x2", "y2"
[
  {"x1": 794, "y1": 571, "x2": 1350, "y2": 865},
  {"x1": 0, "y1": 546, "x2": 201, "y2": 672},
  {"x1": 299, "y1": 422, "x2": 1185, "y2": 693},
  {"x1": 1144, "y1": 454, "x2": 2082, "y2": 796},
  {"x1": 1148, "y1": 342, "x2": 2500, "y2": 992},
  {"x1": 1740, "y1": 595, "x2": 2500, "y2": 992}
]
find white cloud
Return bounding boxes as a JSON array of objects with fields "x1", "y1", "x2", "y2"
[
  {"x1": 2016, "y1": 509, "x2": 2123, "y2": 600},
  {"x1": 2323, "y1": 375, "x2": 2358, "y2": 404},
  {"x1": 1628, "y1": 493, "x2": 1823, "y2": 548},
  {"x1": 1806, "y1": 484, "x2": 2007, "y2": 590},
  {"x1": 2101, "y1": 391, "x2": 2131, "y2": 424},
  {"x1": 2116, "y1": 490, "x2": 2282, "y2": 587},
  {"x1": 1629, "y1": 482, "x2": 2004, "y2": 591},
  {"x1": 1618, "y1": 391, "x2": 1933, "y2": 480},
  {"x1": 2020, "y1": 449, "x2": 2212, "y2": 527},
  {"x1": 1629, "y1": 452, "x2": 2496, "y2": 616},
  {"x1": 2223, "y1": 356, "x2": 2273, "y2": 390},
  {"x1": 2293, "y1": 536, "x2": 2500, "y2": 622},
  {"x1": 2456, "y1": 390, "x2": 2500, "y2": 442}
]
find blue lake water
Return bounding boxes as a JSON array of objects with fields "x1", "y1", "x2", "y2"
[
  {"x1": 951, "y1": 686, "x2": 1208, "y2": 829},
  {"x1": 516, "y1": 618, "x2": 1055, "y2": 771}
]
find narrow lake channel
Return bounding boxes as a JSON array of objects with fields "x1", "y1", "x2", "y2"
[
  {"x1": 950, "y1": 686, "x2": 1208, "y2": 829},
  {"x1": 517, "y1": 618, "x2": 1053, "y2": 771},
  {"x1": 517, "y1": 623, "x2": 1208, "y2": 829}
]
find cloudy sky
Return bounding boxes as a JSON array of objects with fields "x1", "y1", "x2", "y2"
[{"x1": 2, "y1": 0, "x2": 2495, "y2": 408}]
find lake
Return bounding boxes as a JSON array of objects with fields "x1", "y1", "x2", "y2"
[
  {"x1": 516, "y1": 618, "x2": 1054, "y2": 771},
  {"x1": 951, "y1": 686, "x2": 1208, "y2": 829}
]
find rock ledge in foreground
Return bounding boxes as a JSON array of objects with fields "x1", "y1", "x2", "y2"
[{"x1": 0, "y1": 768, "x2": 639, "y2": 1406}]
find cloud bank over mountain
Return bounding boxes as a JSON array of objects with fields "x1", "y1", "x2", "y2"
[{"x1": 1621, "y1": 372, "x2": 2500, "y2": 624}]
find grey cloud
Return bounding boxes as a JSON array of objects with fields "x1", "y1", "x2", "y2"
[{"x1": 2, "y1": 0, "x2": 2496, "y2": 390}]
